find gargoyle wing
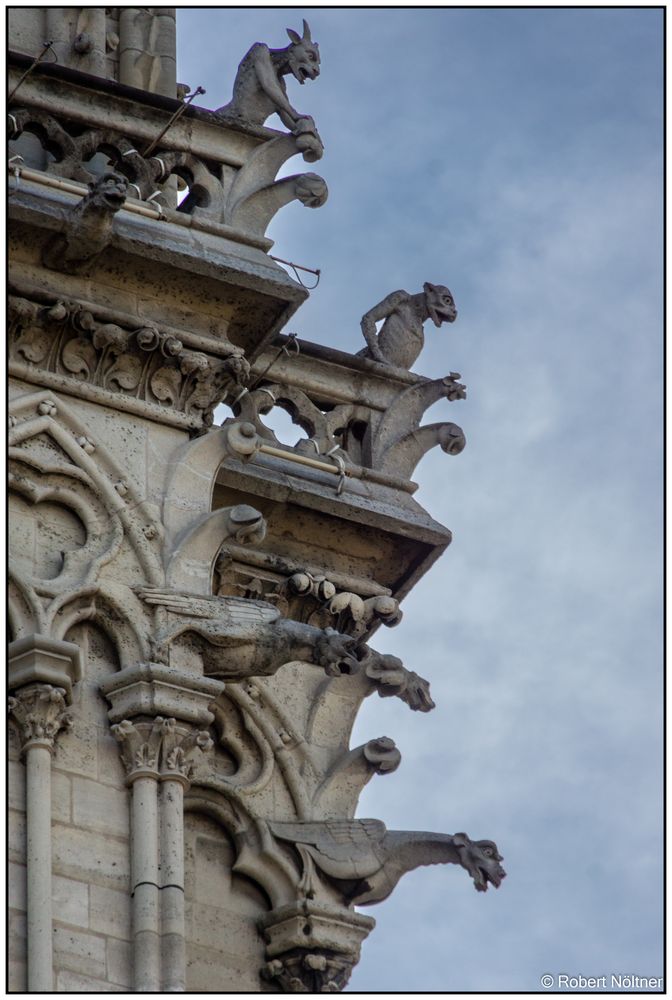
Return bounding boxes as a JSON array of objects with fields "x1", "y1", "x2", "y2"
[
  {"x1": 137, "y1": 588, "x2": 228, "y2": 618},
  {"x1": 221, "y1": 596, "x2": 281, "y2": 627},
  {"x1": 137, "y1": 588, "x2": 280, "y2": 625},
  {"x1": 269, "y1": 818, "x2": 387, "y2": 880}
]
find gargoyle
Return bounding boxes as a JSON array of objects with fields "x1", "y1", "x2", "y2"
[
  {"x1": 359, "y1": 282, "x2": 458, "y2": 369},
  {"x1": 215, "y1": 20, "x2": 322, "y2": 145},
  {"x1": 42, "y1": 171, "x2": 128, "y2": 275},
  {"x1": 358, "y1": 648, "x2": 435, "y2": 712},
  {"x1": 139, "y1": 589, "x2": 359, "y2": 680},
  {"x1": 268, "y1": 818, "x2": 506, "y2": 905}
]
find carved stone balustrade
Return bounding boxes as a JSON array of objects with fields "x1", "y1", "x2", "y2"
[
  {"x1": 8, "y1": 54, "x2": 320, "y2": 368},
  {"x1": 9, "y1": 53, "x2": 327, "y2": 243}
]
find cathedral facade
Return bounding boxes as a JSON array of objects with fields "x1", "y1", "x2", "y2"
[{"x1": 8, "y1": 9, "x2": 503, "y2": 992}]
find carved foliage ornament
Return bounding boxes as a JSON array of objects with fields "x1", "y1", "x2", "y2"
[
  {"x1": 9, "y1": 100, "x2": 327, "y2": 237},
  {"x1": 9, "y1": 295, "x2": 249, "y2": 425},
  {"x1": 8, "y1": 684, "x2": 73, "y2": 751},
  {"x1": 262, "y1": 951, "x2": 352, "y2": 993},
  {"x1": 111, "y1": 716, "x2": 213, "y2": 782}
]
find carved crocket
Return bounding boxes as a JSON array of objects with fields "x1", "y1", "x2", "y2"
[
  {"x1": 359, "y1": 282, "x2": 458, "y2": 369},
  {"x1": 268, "y1": 818, "x2": 506, "y2": 905},
  {"x1": 215, "y1": 19, "x2": 321, "y2": 140},
  {"x1": 42, "y1": 171, "x2": 128, "y2": 274}
]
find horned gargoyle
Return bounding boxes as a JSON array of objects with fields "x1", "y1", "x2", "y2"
[
  {"x1": 359, "y1": 282, "x2": 458, "y2": 369},
  {"x1": 42, "y1": 171, "x2": 128, "y2": 275},
  {"x1": 268, "y1": 818, "x2": 506, "y2": 905},
  {"x1": 215, "y1": 19, "x2": 323, "y2": 158}
]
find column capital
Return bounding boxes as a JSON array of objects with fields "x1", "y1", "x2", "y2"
[
  {"x1": 9, "y1": 634, "x2": 83, "y2": 703},
  {"x1": 8, "y1": 683, "x2": 73, "y2": 754},
  {"x1": 111, "y1": 716, "x2": 214, "y2": 785},
  {"x1": 259, "y1": 900, "x2": 375, "y2": 993}
]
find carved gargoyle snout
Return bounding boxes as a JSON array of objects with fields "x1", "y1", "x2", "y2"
[
  {"x1": 89, "y1": 171, "x2": 129, "y2": 212},
  {"x1": 315, "y1": 628, "x2": 360, "y2": 677},
  {"x1": 453, "y1": 833, "x2": 506, "y2": 892},
  {"x1": 424, "y1": 282, "x2": 457, "y2": 328}
]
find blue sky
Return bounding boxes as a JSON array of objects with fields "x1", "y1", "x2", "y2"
[{"x1": 178, "y1": 8, "x2": 663, "y2": 992}]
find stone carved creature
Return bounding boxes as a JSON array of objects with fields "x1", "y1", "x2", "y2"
[
  {"x1": 359, "y1": 650, "x2": 435, "y2": 712},
  {"x1": 359, "y1": 282, "x2": 458, "y2": 369},
  {"x1": 140, "y1": 589, "x2": 359, "y2": 679},
  {"x1": 269, "y1": 818, "x2": 505, "y2": 905},
  {"x1": 216, "y1": 20, "x2": 321, "y2": 139},
  {"x1": 138, "y1": 589, "x2": 433, "y2": 710},
  {"x1": 42, "y1": 172, "x2": 128, "y2": 275}
]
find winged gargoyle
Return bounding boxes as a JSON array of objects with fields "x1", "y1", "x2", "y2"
[
  {"x1": 139, "y1": 588, "x2": 358, "y2": 679},
  {"x1": 138, "y1": 589, "x2": 434, "y2": 710},
  {"x1": 268, "y1": 818, "x2": 505, "y2": 905}
]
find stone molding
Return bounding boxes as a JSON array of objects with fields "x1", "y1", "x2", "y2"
[
  {"x1": 100, "y1": 661, "x2": 225, "y2": 726},
  {"x1": 9, "y1": 74, "x2": 327, "y2": 241},
  {"x1": 8, "y1": 633, "x2": 83, "y2": 701}
]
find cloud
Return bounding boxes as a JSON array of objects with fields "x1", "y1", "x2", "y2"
[{"x1": 178, "y1": 9, "x2": 663, "y2": 992}]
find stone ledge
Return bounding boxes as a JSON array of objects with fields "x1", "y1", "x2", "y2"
[{"x1": 9, "y1": 634, "x2": 83, "y2": 702}]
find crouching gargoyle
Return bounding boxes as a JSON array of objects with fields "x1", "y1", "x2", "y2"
[
  {"x1": 268, "y1": 818, "x2": 506, "y2": 904},
  {"x1": 42, "y1": 171, "x2": 128, "y2": 275},
  {"x1": 215, "y1": 19, "x2": 323, "y2": 159},
  {"x1": 359, "y1": 282, "x2": 458, "y2": 369}
]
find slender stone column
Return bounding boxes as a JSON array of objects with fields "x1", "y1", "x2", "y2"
[
  {"x1": 111, "y1": 718, "x2": 166, "y2": 992},
  {"x1": 8, "y1": 636, "x2": 82, "y2": 994},
  {"x1": 132, "y1": 773, "x2": 162, "y2": 991},
  {"x1": 160, "y1": 775, "x2": 187, "y2": 991},
  {"x1": 103, "y1": 664, "x2": 223, "y2": 992},
  {"x1": 159, "y1": 724, "x2": 214, "y2": 992}
]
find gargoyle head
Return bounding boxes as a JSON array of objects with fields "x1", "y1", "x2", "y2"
[
  {"x1": 316, "y1": 628, "x2": 359, "y2": 676},
  {"x1": 286, "y1": 20, "x2": 320, "y2": 85},
  {"x1": 423, "y1": 282, "x2": 457, "y2": 328},
  {"x1": 87, "y1": 172, "x2": 128, "y2": 212},
  {"x1": 453, "y1": 834, "x2": 506, "y2": 892}
]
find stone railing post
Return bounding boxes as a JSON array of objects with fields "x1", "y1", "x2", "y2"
[
  {"x1": 8, "y1": 636, "x2": 83, "y2": 994},
  {"x1": 101, "y1": 663, "x2": 223, "y2": 993}
]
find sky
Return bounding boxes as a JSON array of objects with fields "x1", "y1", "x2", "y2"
[{"x1": 178, "y1": 8, "x2": 663, "y2": 993}]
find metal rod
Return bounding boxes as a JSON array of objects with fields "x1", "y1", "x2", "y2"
[
  {"x1": 9, "y1": 164, "x2": 163, "y2": 219},
  {"x1": 258, "y1": 443, "x2": 357, "y2": 478},
  {"x1": 8, "y1": 41, "x2": 56, "y2": 101},
  {"x1": 269, "y1": 255, "x2": 320, "y2": 278},
  {"x1": 142, "y1": 87, "x2": 205, "y2": 159}
]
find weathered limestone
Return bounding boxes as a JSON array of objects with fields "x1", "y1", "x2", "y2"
[
  {"x1": 359, "y1": 282, "x2": 458, "y2": 369},
  {"x1": 103, "y1": 666, "x2": 222, "y2": 992},
  {"x1": 8, "y1": 636, "x2": 83, "y2": 992},
  {"x1": 8, "y1": 9, "x2": 503, "y2": 993}
]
